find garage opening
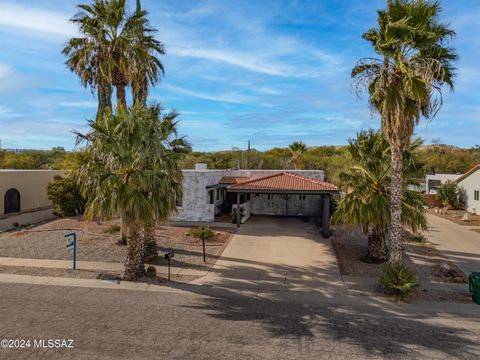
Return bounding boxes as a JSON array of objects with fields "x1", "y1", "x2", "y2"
[
  {"x1": 4, "y1": 188, "x2": 21, "y2": 214},
  {"x1": 225, "y1": 172, "x2": 338, "y2": 238}
]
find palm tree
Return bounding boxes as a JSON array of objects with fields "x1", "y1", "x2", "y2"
[
  {"x1": 288, "y1": 141, "x2": 307, "y2": 170},
  {"x1": 352, "y1": 0, "x2": 456, "y2": 263},
  {"x1": 332, "y1": 130, "x2": 427, "y2": 262},
  {"x1": 131, "y1": 0, "x2": 166, "y2": 106},
  {"x1": 76, "y1": 104, "x2": 190, "y2": 280},
  {"x1": 63, "y1": 0, "x2": 165, "y2": 112}
]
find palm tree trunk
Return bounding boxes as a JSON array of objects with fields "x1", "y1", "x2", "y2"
[
  {"x1": 388, "y1": 145, "x2": 404, "y2": 263},
  {"x1": 97, "y1": 82, "x2": 112, "y2": 117},
  {"x1": 143, "y1": 222, "x2": 158, "y2": 262},
  {"x1": 123, "y1": 223, "x2": 146, "y2": 280},
  {"x1": 116, "y1": 84, "x2": 127, "y2": 111},
  {"x1": 368, "y1": 225, "x2": 387, "y2": 262},
  {"x1": 119, "y1": 216, "x2": 127, "y2": 245}
]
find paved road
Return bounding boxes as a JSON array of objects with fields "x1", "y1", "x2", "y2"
[
  {"x1": 0, "y1": 282, "x2": 479, "y2": 360},
  {"x1": 197, "y1": 217, "x2": 343, "y2": 291},
  {"x1": 426, "y1": 214, "x2": 480, "y2": 275}
]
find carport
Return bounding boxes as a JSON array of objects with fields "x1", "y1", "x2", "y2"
[{"x1": 227, "y1": 172, "x2": 338, "y2": 238}]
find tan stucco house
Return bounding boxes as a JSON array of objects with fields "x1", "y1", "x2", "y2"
[{"x1": 0, "y1": 170, "x2": 64, "y2": 217}]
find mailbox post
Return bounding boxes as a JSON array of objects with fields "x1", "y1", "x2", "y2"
[
  {"x1": 202, "y1": 230, "x2": 206, "y2": 263},
  {"x1": 164, "y1": 251, "x2": 174, "y2": 281}
]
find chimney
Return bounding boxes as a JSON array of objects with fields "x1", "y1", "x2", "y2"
[{"x1": 195, "y1": 163, "x2": 208, "y2": 170}]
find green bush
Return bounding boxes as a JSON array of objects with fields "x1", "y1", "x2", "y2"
[
  {"x1": 104, "y1": 224, "x2": 121, "y2": 234},
  {"x1": 408, "y1": 233, "x2": 426, "y2": 243},
  {"x1": 436, "y1": 181, "x2": 463, "y2": 210},
  {"x1": 188, "y1": 226, "x2": 214, "y2": 240},
  {"x1": 379, "y1": 263, "x2": 420, "y2": 301},
  {"x1": 47, "y1": 175, "x2": 86, "y2": 217}
]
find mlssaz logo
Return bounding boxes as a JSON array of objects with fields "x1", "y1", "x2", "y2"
[{"x1": 34, "y1": 339, "x2": 74, "y2": 349}]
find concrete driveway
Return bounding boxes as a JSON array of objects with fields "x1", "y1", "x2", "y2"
[
  {"x1": 195, "y1": 216, "x2": 343, "y2": 291},
  {"x1": 426, "y1": 213, "x2": 480, "y2": 275}
]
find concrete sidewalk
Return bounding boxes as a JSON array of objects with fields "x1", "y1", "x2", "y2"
[
  {"x1": 0, "y1": 256, "x2": 208, "y2": 277},
  {"x1": 426, "y1": 213, "x2": 480, "y2": 275}
]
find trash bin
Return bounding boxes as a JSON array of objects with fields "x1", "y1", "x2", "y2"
[{"x1": 468, "y1": 272, "x2": 480, "y2": 304}]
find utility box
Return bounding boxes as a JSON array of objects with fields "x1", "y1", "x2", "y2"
[{"x1": 468, "y1": 272, "x2": 480, "y2": 304}]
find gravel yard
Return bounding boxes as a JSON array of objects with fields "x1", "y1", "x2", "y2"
[
  {"x1": 0, "y1": 217, "x2": 234, "y2": 272},
  {"x1": 428, "y1": 209, "x2": 480, "y2": 226},
  {"x1": 332, "y1": 225, "x2": 470, "y2": 303}
]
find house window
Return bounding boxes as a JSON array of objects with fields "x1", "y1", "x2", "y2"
[
  {"x1": 475, "y1": 190, "x2": 479, "y2": 201},
  {"x1": 209, "y1": 190, "x2": 214, "y2": 204},
  {"x1": 267, "y1": 194, "x2": 271, "y2": 200},
  {"x1": 175, "y1": 194, "x2": 182, "y2": 207}
]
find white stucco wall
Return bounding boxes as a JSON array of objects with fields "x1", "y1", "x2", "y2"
[
  {"x1": 458, "y1": 170, "x2": 480, "y2": 214},
  {"x1": 425, "y1": 173, "x2": 460, "y2": 194},
  {"x1": 173, "y1": 169, "x2": 326, "y2": 222}
]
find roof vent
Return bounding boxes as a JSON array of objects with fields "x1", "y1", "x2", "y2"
[{"x1": 195, "y1": 163, "x2": 208, "y2": 170}]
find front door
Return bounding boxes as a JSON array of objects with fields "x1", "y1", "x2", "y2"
[{"x1": 4, "y1": 188, "x2": 20, "y2": 214}]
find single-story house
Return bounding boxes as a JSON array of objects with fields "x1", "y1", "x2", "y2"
[
  {"x1": 174, "y1": 164, "x2": 338, "y2": 237},
  {"x1": 0, "y1": 170, "x2": 63, "y2": 218},
  {"x1": 425, "y1": 173, "x2": 461, "y2": 194},
  {"x1": 455, "y1": 164, "x2": 480, "y2": 214}
]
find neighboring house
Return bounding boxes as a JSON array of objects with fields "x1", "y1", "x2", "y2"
[
  {"x1": 455, "y1": 165, "x2": 480, "y2": 214},
  {"x1": 0, "y1": 170, "x2": 63, "y2": 217},
  {"x1": 174, "y1": 164, "x2": 338, "y2": 237},
  {"x1": 425, "y1": 173, "x2": 461, "y2": 194}
]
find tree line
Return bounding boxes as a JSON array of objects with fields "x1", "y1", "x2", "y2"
[{"x1": 3, "y1": 142, "x2": 479, "y2": 184}]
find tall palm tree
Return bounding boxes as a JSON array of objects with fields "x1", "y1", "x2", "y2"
[
  {"x1": 63, "y1": 0, "x2": 165, "y2": 112},
  {"x1": 332, "y1": 130, "x2": 427, "y2": 262},
  {"x1": 288, "y1": 141, "x2": 307, "y2": 170},
  {"x1": 75, "y1": 104, "x2": 190, "y2": 280},
  {"x1": 352, "y1": 0, "x2": 456, "y2": 263},
  {"x1": 131, "y1": 0, "x2": 166, "y2": 106}
]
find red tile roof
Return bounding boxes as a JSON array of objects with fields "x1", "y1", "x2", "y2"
[
  {"x1": 455, "y1": 164, "x2": 480, "y2": 184},
  {"x1": 227, "y1": 172, "x2": 338, "y2": 192},
  {"x1": 219, "y1": 176, "x2": 251, "y2": 184}
]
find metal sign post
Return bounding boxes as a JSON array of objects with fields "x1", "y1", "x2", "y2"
[{"x1": 65, "y1": 232, "x2": 77, "y2": 271}]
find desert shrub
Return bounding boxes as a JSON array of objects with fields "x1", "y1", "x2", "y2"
[
  {"x1": 379, "y1": 263, "x2": 420, "y2": 301},
  {"x1": 47, "y1": 175, "x2": 85, "y2": 217},
  {"x1": 189, "y1": 226, "x2": 214, "y2": 240},
  {"x1": 145, "y1": 265, "x2": 156, "y2": 278},
  {"x1": 408, "y1": 233, "x2": 426, "y2": 243},
  {"x1": 436, "y1": 181, "x2": 463, "y2": 210},
  {"x1": 104, "y1": 224, "x2": 121, "y2": 234}
]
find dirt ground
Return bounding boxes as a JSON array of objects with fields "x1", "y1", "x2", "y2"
[
  {"x1": 332, "y1": 225, "x2": 466, "y2": 283},
  {"x1": 0, "y1": 217, "x2": 234, "y2": 272},
  {"x1": 428, "y1": 209, "x2": 480, "y2": 226}
]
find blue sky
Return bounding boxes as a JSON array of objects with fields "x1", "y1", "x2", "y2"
[{"x1": 0, "y1": 0, "x2": 479, "y2": 151}]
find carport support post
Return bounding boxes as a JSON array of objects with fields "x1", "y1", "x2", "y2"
[
  {"x1": 322, "y1": 194, "x2": 330, "y2": 238},
  {"x1": 236, "y1": 192, "x2": 241, "y2": 228}
]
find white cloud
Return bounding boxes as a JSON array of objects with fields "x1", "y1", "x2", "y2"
[
  {"x1": 163, "y1": 84, "x2": 255, "y2": 104},
  {"x1": 0, "y1": 63, "x2": 11, "y2": 79},
  {"x1": 0, "y1": 105, "x2": 21, "y2": 118},
  {"x1": 0, "y1": 3, "x2": 76, "y2": 38},
  {"x1": 59, "y1": 101, "x2": 97, "y2": 108}
]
